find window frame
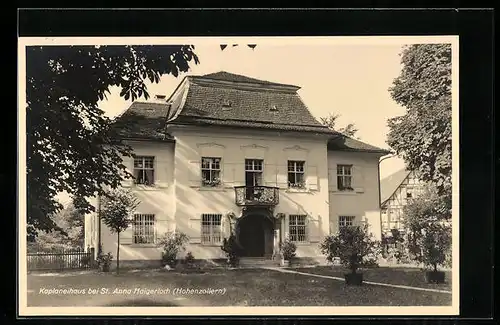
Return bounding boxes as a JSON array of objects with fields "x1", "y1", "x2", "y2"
[
  {"x1": 288, "y1": 214, "x2": 308, "y2": 243},
  {"x1": 338, "y1": 215, "x2": 356, "y2": 228},
  {"x1": 201, "y1": 157, "x2": 222, "y2": 187},
  {"x1": 287, "y1": 160, "x2": 306, "y2": 189},
  {"x1": 132, "y1": 213, "x2": 156, "y2": 245},
  {"x1": 336, "y1": 164, "x2": 353, "y2": 191},
  {"x1": 201, "y1": 213, "x2": 223, "y2": 245},
  {"x1": 133, "y1": 156, "x2": 155, "y2": 186}
]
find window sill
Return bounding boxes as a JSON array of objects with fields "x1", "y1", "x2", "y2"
[
  {"x1": 330, "y1": 190, "x2": 358, "y2": 195},
  {"x1": 285, "y1": 188, "x2": 310, "y2": 193},
  {"x1": 131, "y1": 184, "x2": 169, "y2": 191},
  {"x1": 198, "y1": 187, "x2": 226, "y2": 192},
  {"x1": 123, "y1": 244, "x2": 158, "y2": 248},
  {"x1": 291, "y1": 241, "x2": 311, "y2": 246}
]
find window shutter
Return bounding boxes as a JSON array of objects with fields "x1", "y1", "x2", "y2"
[
  {"x1": 306, "y1": 166, "x2": 319, "y2": 191},
  {"x1": 222, "y1": 163, "x2": 234, "y2": 188},
  {"x1": 122, "y1": 157, "x2": 134, "y2": 188},
  {"x1": 276, "y1": 164, "x2": 288, "y2": 189},
  {"x1": 264, "y1": 164, "x2": 277, "y2": 187},
  {"x1": 187, "y1": 216, "x2": 202, "y2": 244},
  {"x1": 233, "y1": 162, "x2": 245, "y2": 186},
  {"x1": 353, "y1": 165, "x2": 365, "y2": 193},
  {"x1": 308, "y1": 217, "x2": 321, "y2": 243},
  {"x1": 120, "y1": 222, "x2": 133, "y2": 245},
  {"x1": 328, "y1": 168, "x2": 338, "y2": 191},
  {"x1": 154, "y1": 158, "x2": 169, "y2": 188},
  {"x1": 188, "y1": 160, "x2": 201, "y2": 188}
]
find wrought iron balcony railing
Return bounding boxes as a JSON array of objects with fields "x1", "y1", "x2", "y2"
[{"x1": 234, "y1": 186, "x2": 280, "y2": 206}]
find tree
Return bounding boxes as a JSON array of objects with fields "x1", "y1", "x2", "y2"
[
  {"x1": 402, "y1": 184, "x2": 452, "y2": 271},
  {"x1": 100, "y1": 188, "x2": 141, "y2": 274},
  {"x1": 27, "y1": 199, "x2": 85, "y2": 252},
  {"x1": 319, "y1": 113, "x2": 359, "y2": 138},
  {"x1": 26, "y1": 45, "x2": 200, "y2": 240},
  {"x1": 387, "y1": 44, "x2": 452, "y2": 196}
]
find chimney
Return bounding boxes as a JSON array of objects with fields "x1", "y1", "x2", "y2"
[{"x1": 154, "y1": 94, "x2": 167, "y2": 101}]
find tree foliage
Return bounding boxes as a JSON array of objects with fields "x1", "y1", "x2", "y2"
[
  {"x1": 320, "y1": 223, "x2": 380, "y2": 273},
  {"x1": 387, "y1": 44, "x2": 452, "y2": 196},
  {"x1": 402, "y1": 184, "x2": 452, "y2": 270},
  {"x1": 319, "y1": 113, "x2": 359, "y2": 138},
  {"x1": 100, "y1": 188, "x2": 141, "y2": 273},
  {"x1": 26, "y1": 45, "x2": 199, "y2": 239}
]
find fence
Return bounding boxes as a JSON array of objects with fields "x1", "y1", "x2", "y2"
[{"x1": 27, "y1": 247, "x2": 96, "y2": 271}]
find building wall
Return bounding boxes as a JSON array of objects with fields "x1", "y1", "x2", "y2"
[
  {"x1": 327, "y1": 151, "x2": 383, "y2": 240},
  {"x1": 380, "y1": 171, "x2": 426, "y2": 234},
  {"x1": 90, "y1": 130, "x2": 384, "y2": 264}
]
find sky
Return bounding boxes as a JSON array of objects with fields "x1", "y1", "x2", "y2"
[{"x1": 98, "y1": 41, "x2": 408, "y2": 180}]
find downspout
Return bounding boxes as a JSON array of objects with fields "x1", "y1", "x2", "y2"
[{"x1": 378, "y1": 153, "x2": 396, "y2": 238}]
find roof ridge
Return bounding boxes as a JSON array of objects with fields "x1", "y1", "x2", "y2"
[{"x1": 191, "y1": 71, "x2": 299, "y2": 88}]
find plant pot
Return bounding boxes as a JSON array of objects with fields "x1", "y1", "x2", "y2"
[
  {"x1": 344, "y1": 272, "x2": 363, "y2": 285},
  {"x1": 101, "y1": 263, "x2": 110, "y2": 272},
  {"x1": 281, "y1": 259, "x2": 290, "y2": 267},
  {"x1": 425, "y1": 270, "x2": 446, "y2": 284}
]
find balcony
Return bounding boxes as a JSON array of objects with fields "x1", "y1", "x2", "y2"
[{"x1": 234, "y1": 186, "x2": 280, "y2": 207}]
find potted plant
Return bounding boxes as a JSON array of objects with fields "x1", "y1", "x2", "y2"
[
  {"x1": 221, "y1": 234, "x2": 241, "y2": 267},
  {"x1": 279, "y1": 237, "x2": 296, "y2": 267},
  {"x1": 157, "y1": 232, "x2": 189, "y2": 269},
  {"x1": 97, "y1": 252, "x2": 113, "y2": 272},
  {"x1": 320, "y1": 224, "x2": 380, "y2": 285}
]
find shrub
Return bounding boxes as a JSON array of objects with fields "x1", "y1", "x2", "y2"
[
  {"x1": 279, "y1": 237, "x2": 297, "y2": 260},
  {"x1": 221, "y1": 234, "x2": 241, "y2": 267},
  {"x1": 96, "y1": 252, "x2": 113, "y2": 272},
  {"x1": 320, "y1": 223, "x2": 380, "y2": 274},
  {"x1": 411, "y1": 222, "x2": 452, "y2": 271},
  {"x1": 183, "y1": 251, "x2": 196, "y2": 269},
  {"x1": 157, "y1": 232, "x2": 189, "y2": 268}
]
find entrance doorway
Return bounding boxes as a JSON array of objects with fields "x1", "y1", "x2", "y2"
[{"x1": 237, "y1": 213, "x2": 274, "y2": 258}]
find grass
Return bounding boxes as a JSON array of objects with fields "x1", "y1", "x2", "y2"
[
  {"x1": 292, "y1": 266, "x2": 453, "y2": 291},
  {"x1": 27, "y1": 267, "x2": 452, "y2": 307}
]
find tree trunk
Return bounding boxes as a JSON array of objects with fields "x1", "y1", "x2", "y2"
[{"x1": 117, "y1": 232, "x2": 120, "y2": 274}]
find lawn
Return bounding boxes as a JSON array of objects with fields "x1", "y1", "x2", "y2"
[
  {"x1": 27, "y1": 267, "x2": 452, "y2": 307},
  {"x1": 293, "y1": 266, "x2": 453, "y2": 291}
]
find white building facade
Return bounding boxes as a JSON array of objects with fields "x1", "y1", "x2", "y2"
[{"x1": 85, "y1": 71, "x2": 389, "y2": 267}]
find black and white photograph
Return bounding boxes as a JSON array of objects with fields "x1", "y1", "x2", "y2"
[{"x1": 18, "y1": 35, "x2": 459, "y2": 316}]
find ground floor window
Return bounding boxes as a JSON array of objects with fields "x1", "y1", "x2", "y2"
[
  {"x1": 133, "y1": 214, "x2": 156, "y2": 244},
  {"x1": 289, "y1": 214, "x2": 308, "y2": 242},
  {"x1": 339, "y1": 215, "x2": 355, "y2": 228},
  {"x1": 201, "y1": 213, "x2": 222, "y2": 244}
]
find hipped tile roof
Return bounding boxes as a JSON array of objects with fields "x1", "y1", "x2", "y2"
[{"x1": 111, "y1": 71, "x2": 390, "y2": 153}]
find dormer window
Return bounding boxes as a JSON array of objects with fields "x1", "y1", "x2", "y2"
[
  {"x1": 270, "y1": 105, "x2": 278, "y2": 111},
  {"x1": 222, "y1": 100, "x2": 232, "y2": 107}
]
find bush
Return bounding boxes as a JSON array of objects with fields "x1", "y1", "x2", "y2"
[
  {"x1": 183, "y1": 251, "x2": 196, "y2": 269},
  {"x1": 320, "y1": 224, "x2": 381, "y2": 274},
  {"x1": 157, "y1": 232, "x2": 189, "y2": 268},
  {"x1": 96, "y1": 252, "x2": 113, "y2": 272},
  {"x1": 411, "y1": 222, "x2": 452, "y2": 271},
  {"x1": 279, "y1": 237, "x2": 297, "y2": 261},
  {"x1": 221, "y1": 234, "x2": 241, "y2": 267}
]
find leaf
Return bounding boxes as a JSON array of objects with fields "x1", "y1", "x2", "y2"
[{"x1": 220, "y1": 44, "x2": 227, "y2": 51}]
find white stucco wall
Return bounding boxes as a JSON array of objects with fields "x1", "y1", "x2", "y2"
[
  {"x1": 92, "y1": 130, "x2": 384, "y2": 263},
  {"x1": 327, "y1": 151, "x2": 382, "y2": 240}
]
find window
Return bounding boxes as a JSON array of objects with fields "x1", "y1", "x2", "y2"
[
  {"x1": 339, "y1": 215, "x2": 355, "y2": 228},
  {"x1": 133, "y1": 156, "x2": 155, "y2": 185},
  {"x1": 201, "y1": 214, "x2": 222, "y2": 244},
  {"x1": 245, "y1": 159, "x2": 263, "y2": 187},
  {"x1": 337, "y1": 165, "x2": 353, "y2": 190},
  {"x1": 201, "y1": 157, "x2": 221, "y2": 187},
  {"x1": 132, "y1": 214, "x2": 156, "y2": 244},
  {"x1": 288, "y1": 160, "x2": 305, "y2": 188},
  {"x1": 289, "y1": 214, "x2": 308, "y2": 242}
]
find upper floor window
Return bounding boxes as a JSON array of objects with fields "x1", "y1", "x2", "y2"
[
  {"x1": 201, "y1": 157, "x2": 221, "y2": 187},
  {"x1": 133, "y1": 214, "x2": 156, "y2": 244},
  {"x1": 201, "y1": 213, "x2": 222, "y2": 245},
  {"x1": 289, "y1": 214, "x2": 308, "y2": 242},
  {"x1": 337, "y1": 164, "x2": 353, "y2": 191},
  {"x1": 288, "y1": 160, "x2": 305, "y2": 189},
  {"x1": 134, "y1": 156, "x2": 155, "y2": 185},
  {"x1": 339, "y1": 215, "x2": 355, "y2": 228}
]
